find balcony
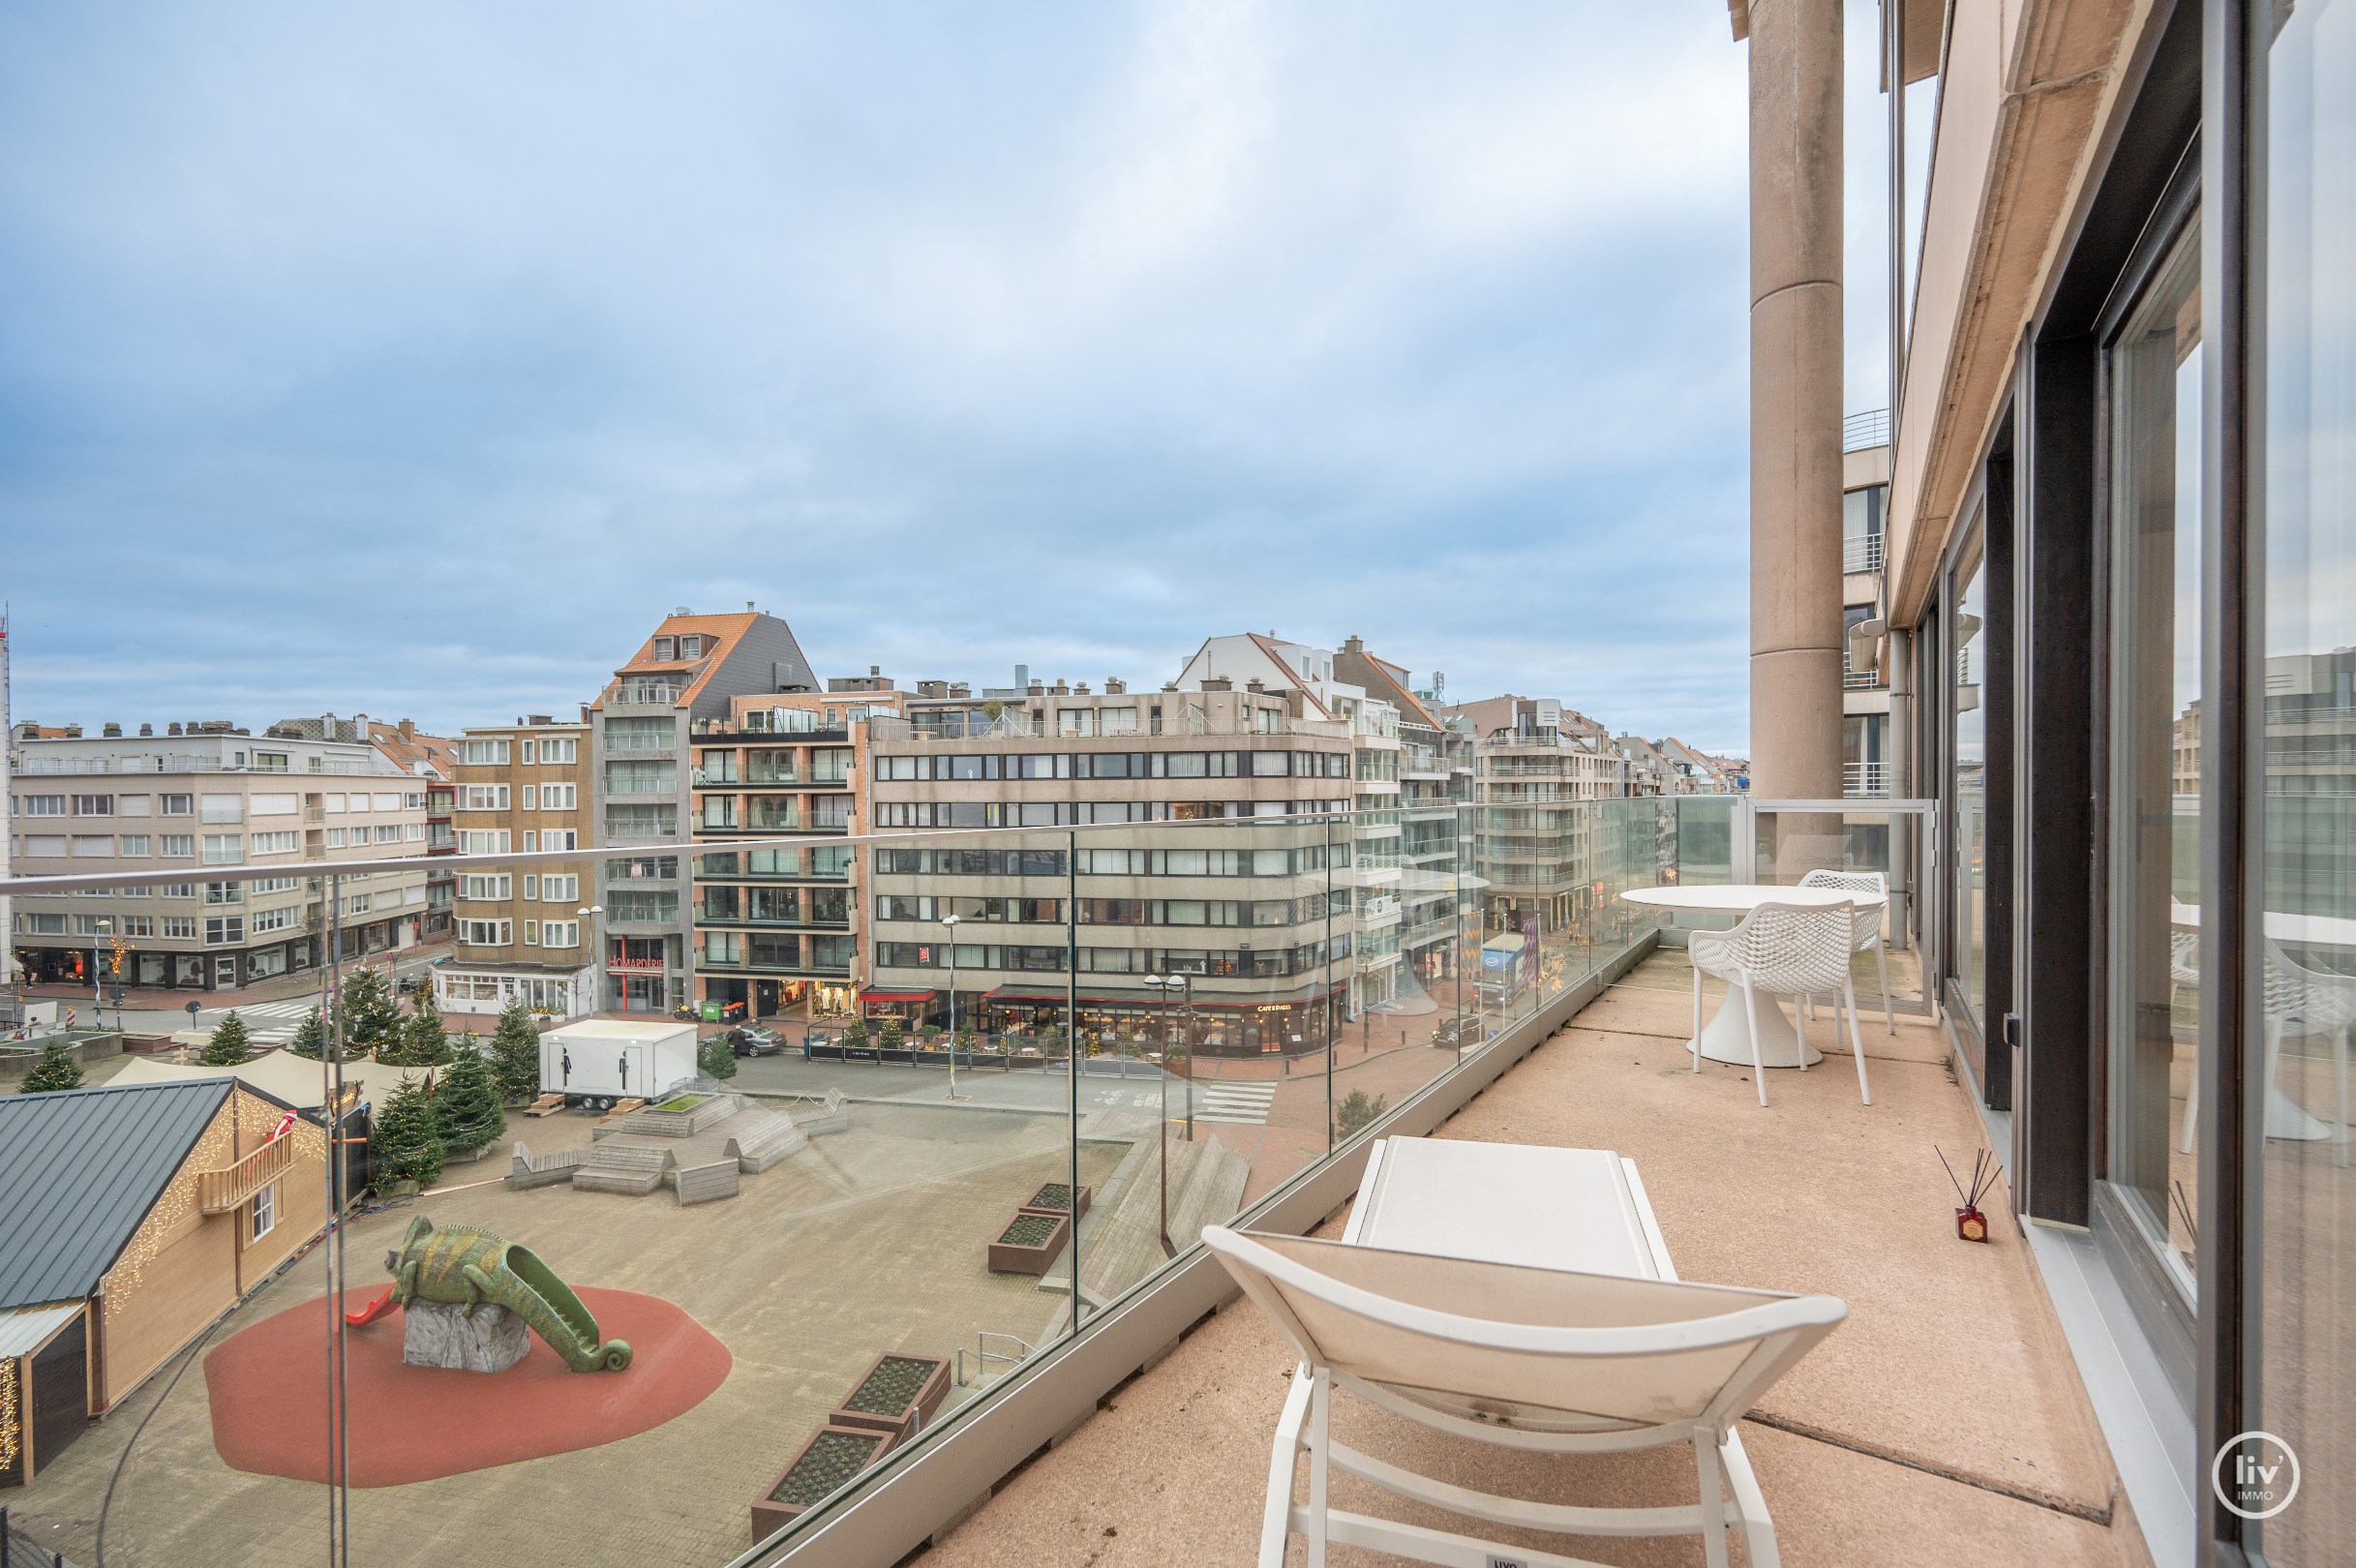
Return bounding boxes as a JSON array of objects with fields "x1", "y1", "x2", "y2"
[
  {"x1": 916, "y1": 946, "x2": 2132, "y2": 1568},
  {"x1": 603, "y1": 683, "x2": 681, "y2": 708},
  {"x1": 1846, "y1": 760, "x2": 1891, "y2": 798},
  {"x1": 1842, "y1": 406, "x2": 1890, "y2": 450},
  {"x1": 196, "y1": 1134, "x2": 296, "y2": 1214},
  {"x1": 1844, "y1": 530, "x2": 1886, "y2": 573}
]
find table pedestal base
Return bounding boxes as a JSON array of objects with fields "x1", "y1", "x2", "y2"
[{"x1": 1686, "y1": 987, "x2": 1825, "y2": 1070}]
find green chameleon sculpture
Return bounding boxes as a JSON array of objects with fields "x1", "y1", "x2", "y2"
[{"x1": 383, "y1": 1215, "x2": 632, "y2": 1372}]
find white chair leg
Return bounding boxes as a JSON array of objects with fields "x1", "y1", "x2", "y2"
[
  {"x1": 1693, "y1": 1429, "x2": 1732, "y2": 1568},
  {"x1": 1740, "y1": 978, "x2": 1767, "y2": 1107},
  {"x1": 1306, "y1": 1367, "x2": 1331, "y2": 1568},
  {"x1": 1692, "y1": 964, "x2": 1705, "y2": 1069},
  {"x1": 1877, "y1": 943, "x2": 1894, "y2": 1035},
  {"x1": 1259, "y1": 1369, "x2": 1311, "y2": 1567},
  {"x1": 2180, "y1": 1036, "x2": 2201, "y2": 1156},
  {"x1": 1795, "y1": 994, "x2": 1808, "y2": 1070},
  {"x1": 1844, "y1": 980, "x2": 1872, "y2": 1105}
]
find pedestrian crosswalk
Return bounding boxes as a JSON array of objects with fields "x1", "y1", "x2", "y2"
[
  {"x1": 1192, "y1": 1081, "x2": 1278, "y2": 1126},
  {"x1": 209, "y1": 998, "x2": 319, "y2": 1044}
]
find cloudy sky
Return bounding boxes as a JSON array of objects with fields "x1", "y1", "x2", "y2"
[{"x1": 0, "y1": 2, "x2": 1895, "y2": 755}]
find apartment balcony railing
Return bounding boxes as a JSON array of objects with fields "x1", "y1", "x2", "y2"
[
  {"x1": 1844, "y1": 531, "x2": 1887, "y2": 573},
  {"x1": 601, "y1": 683, "x2": 680, "y2": 708},
  {"x1": 602, "y1": 732, "x2": 672, "y2": 753},
  {"x1": 690, "y1": 769, "x2": 739, "y2": 788},
  {"x1": 1845, "y1": 760, "x2": 1892, "y2": 798},
  {"x1": 1843, "y1": 406, "x2": 1890, "y2": 450},
  {"x1": 17, "y1": 755, "x2": 388, "y2": 776}
]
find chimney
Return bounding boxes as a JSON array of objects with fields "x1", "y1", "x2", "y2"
[
  {"x1": 399, "y1": 718, "x2": 415, "y2": 741},
  {"x1": 168, "y1": 721, "x2": 184, "y2": 736},
  {"x1": 102, "y1": 722, "x2": 122, "y2": 738},
  {"x1": 1162, "y1": 681, "x2": 1178, "y2": 693},
  {"x1": 1028, "y1": 680, "x2": 1045, "y2": 696},
  {"x1": 1201, "y1": 678, "x2": 1232, "y2": 693},
  {"x1": 1342, "y1": 634, "x2": 1364, "y2": 655},
  {"x1": 950, "y1": 682, "x2": 970, "y2": 699},
  {"x1": 1012, "y1": 664, "x2": 1030, "y2": 691},
  {"x1": 1073, "y1": 680, "x2": 1091, "y2": 695},
  {"x1": 1246, "y1": 678, "x2": 1266, "y2": 694},
  {"x1": 746, "y1": 600, "x2": 756, "y2": 612},
  {"x1": 870, "y1": 665, "x2": 880, "y2": 678},
  {"x1": 1051, "y1": 678, "x2": 1069, "y2": 696},
  {"x1": 1104, "y1": 678, "x2": 1126, "y2": 695},
  {"x1": 64, "y1": 724, "x2": 82, "y2": 739},
  {"x1": 138, "y1": 722, "x2": 153, "y2": 737}
]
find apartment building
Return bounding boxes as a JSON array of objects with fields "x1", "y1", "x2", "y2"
[
  {"x1": 1332, "y1": 637, "x2": 1470, "y2": 997},
  {"x1": 589, "y1": 608, "x2": 819, "y2": 1013},
  {"x1": 1837, "y1": 424, "x2": 1896, "y2": 799},
  {"x1": 6, "y1": 722, "x2": 429, "y2": 991},
  {"x1": 265, "y1": 713, "x2": 461, "y2": 938},
  {"x1": 432, "y1": 717, "x2": 594, "y2": 1018},
  {"x1": 690, "y1": 682, "x2": 904, "y2": 1021},
  {"x1": 863, "y1": 683, "x2": 1356, "y2": 1055},
  {"x1": 1442, "y1": 695, "x2": 1628, "y2": 934}
]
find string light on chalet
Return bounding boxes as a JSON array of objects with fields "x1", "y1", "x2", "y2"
[{"x1": 1936, "y1": 1145, "x2": 2000, "y2": 1243}]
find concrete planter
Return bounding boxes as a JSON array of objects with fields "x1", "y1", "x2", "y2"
[
  {"x1": 830, "y1": 1351, "x2": 951, "y2": 1443},
  {"x1": 1020, "y1": 1182, "x2": 1092, "y2": 1221},
  {"x1": 986, "y1": 1211, "x2": 1071, "y2": 1276},
  {"x1": 751, "y1": 1423, "x2": 899, "y2": 1543}
]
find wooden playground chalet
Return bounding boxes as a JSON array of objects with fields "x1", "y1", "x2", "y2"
[{"x1": 0, "y1": 1077, "x2": 331, "y2": 1488}]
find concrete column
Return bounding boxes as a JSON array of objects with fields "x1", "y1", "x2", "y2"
[{"x1": 1746, "y1": 0, "x2": 1845, "y2": 805}]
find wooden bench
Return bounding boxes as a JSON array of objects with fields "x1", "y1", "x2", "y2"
[
  {"x1": 570, "y1": 1143, "x2": 676, "y2": 1196},
  {"x1": 669, "y1": 1158, "x2": 741, "y2": 1206},
  {"x1": 725, "y1": 1110, "x2": 809, "y2": 1173},
  {"x1": 505, "y1": 1140, "x2": 590, "y2": 1190},
  {"x1": 523, "y1": 1093, "x2": 566, "y2": 1118}
]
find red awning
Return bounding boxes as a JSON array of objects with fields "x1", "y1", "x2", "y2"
[{"x1": 859, "y1": 988, "x2": 937, "y2": 1004}]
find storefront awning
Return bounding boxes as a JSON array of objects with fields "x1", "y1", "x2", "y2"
[
  {"x1": 984, "y1": 981, "x2": 1343, "y2": 1010},
  {"x1": 859, "y1": 988, "x2": 937, "y2": 1005}
]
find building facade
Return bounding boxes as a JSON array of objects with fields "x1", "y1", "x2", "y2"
[
  {"x1": 433, "y1": 718, "x2": 596, "y2": 1018},
  {"x1": 863, "y1": 684, "x2": 1356, "y2": 1056},
  {"x1": 690, "y1": 684, "x2": 900, "y2": 1022},
  {"x1": 589, "y1": 610, "x2": 819, "y2": 1013},
  {"x1": 7, "y1": 723, "x2": 429, "y2": 991},
  {"x1": 1442, "y1": 695, "x2": 1629, "y2": 935}
]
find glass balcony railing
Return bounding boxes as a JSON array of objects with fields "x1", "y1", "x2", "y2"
[{"x1": 0, "y1": 799, "x2": 1722, "y2": 1568}]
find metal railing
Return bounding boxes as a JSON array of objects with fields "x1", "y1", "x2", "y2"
[
  {"x1": 1844, "y1": 761, "x2": 1891, "y2": 798},
  {"x1": 1843, "y1": 407, "x2": 1890, "y2": 450},
  {"x1": 1844, "y1": 532, "x2": 1887, "y2": 573}
]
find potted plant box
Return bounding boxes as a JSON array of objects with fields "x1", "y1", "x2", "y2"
[
  {"x1": 1020, "y1": 1181, "x2": 1092, "y2": 1221},
  {"x1": 831, "y1": 1351, "x2": 952, "y2": 1442},
  {"x1": 751, "y1": 1423, "x2": 899, "y2": 1542},
  {"x1": 986, "y1": 1210, "x2": 1072, "y2": 1275}
]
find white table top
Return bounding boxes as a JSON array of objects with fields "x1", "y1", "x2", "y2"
[
  {"x1": 2172, "y1": 899, "x2": 2356, "y2": 950},
  {"x1": 1619, "y1": 883, "x2": 1886, "y2": 913},
  {"x1": 1348, "y1": 1137, "x2": 1668, "y2": 1282}
]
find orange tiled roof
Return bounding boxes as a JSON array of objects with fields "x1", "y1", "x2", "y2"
[{"x1": 597, "y1": 612, "x2": 768, "y2": 709}]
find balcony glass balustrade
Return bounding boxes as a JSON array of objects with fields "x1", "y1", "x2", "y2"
[{"x1": 0, "y1": 799, "x2": 1725, "y2": 1568}]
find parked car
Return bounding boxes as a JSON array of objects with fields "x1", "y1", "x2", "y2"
[{"x1": 731, "y1": 1024, "x2": 785, "y2": 1057}]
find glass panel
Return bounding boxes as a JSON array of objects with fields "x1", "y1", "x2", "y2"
[
  {"x1": 1950, "y1": 535, "x2": 1988, "y2": 1033},
  {"x1": 2252, "y1": 4, "x2": 2356, "y2": 1555},
  {"x1": 2104, "y1": 218, "x2": 2202, "y2": 1297}
]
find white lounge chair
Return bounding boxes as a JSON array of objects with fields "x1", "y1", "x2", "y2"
[
  {"x1": 1203, "y1": 1224, "x2": 1846, "y2": 1568},
  {"x1": 1689, "y1": 900, "x2": 1872, "y2": 1106},
  {"x1": 1798, "y1": 867, "x2": 1896, "y2": 1034}
]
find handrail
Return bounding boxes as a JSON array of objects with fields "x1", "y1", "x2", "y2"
[{"x1": 197, "y1": 1133, "x2": 296, "y2": 1215}]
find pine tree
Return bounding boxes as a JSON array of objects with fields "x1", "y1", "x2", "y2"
[
  {"x1": 385, "y1": 994, "x2": 452, "y2": 1067},
  {"x1": 340, "y1": 965, "x2": 401, "y2": 1059},
  {"x1": 19, "y1": 1039, "x2": 84, "y2": 1093},
  {"x1": 698, "y1": 1031, "x2": 739, "y2": 1082},
  {"x1": 490, "y1": 997, "x2": 542, "y2": 1103},
  {"x1": 370, "y1": 1073, "x2": 445, "y2": 1190},
  {"x1": 287, "y1": 1006, "x2": 329, "y2": 1061},
  {"x1": 202, "y1": 1010, "x2": 256, "y2": 1066},
  {"x1": 434, "y1": 1048, "x2": 506, "y2": 1156}
]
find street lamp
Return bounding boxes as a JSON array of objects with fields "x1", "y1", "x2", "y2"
[
  {"x1": 940, "y1": 913, "x2": 963, "y2": 1101},
  {"x1": 577, "y1": 906, "x2": 603, "y2": 1017},
  {"x1": 1145, "y1": 973, "x2": 1193, "y2": 1142}
]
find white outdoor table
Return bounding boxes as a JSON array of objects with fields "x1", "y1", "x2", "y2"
[
  {"x1": 1328, "y1": 1136, "x2": 1776, "y2": 1553},
  {"x1": 1620, "y1": 884, "x2": 1886, "y2": 1070}
]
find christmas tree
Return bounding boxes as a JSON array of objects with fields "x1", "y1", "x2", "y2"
[
  {"x1": 490, "y1": 997, "x2": 542, "y2": 1103},
  {"x1": 698, "y1": 1030, "x2": 739, "y2": 1082},
  {"x1": 384, "y1": 992, "x2": 452, "y2": 1067},
  {"x1": 340, "y1": 965, "x2": 401, "y2": 1058},
  {"x1": 287, "y1": 1006, "x2": 330, "y2": 1060},
  {"x1": 370, "y1": 1073, "x2": 445, "y2": 1191},
  {"x1": 19, "y1": 1039, "x2": 84, "y2": 1093},
  {"x1": 201, "y1": 1010, "x2": 257, "y2": 1065},
  {"x1": 434, "y1": 1047, "x2": 507, "y2": 1156}
]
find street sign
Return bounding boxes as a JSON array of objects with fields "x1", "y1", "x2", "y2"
[{"x1": 185, "y1": 1000, "x2": 202, "y2": 1018}]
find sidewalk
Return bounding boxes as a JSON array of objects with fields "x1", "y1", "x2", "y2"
[{"x1": 15, "y1": 941, "x2": 452, "y2": 1013}]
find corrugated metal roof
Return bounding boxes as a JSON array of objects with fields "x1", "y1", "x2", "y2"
[
  {"x1": 0, "y1": 1078, "x2": 230, "y2": 1312},
  {"x1": 0, "y1": 1300, "x2": 84, "y2": 1359}
]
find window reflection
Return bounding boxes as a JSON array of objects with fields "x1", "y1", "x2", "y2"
[{"x1": 1950, "y1": 541, "x2": 1986, "y2": 1034}]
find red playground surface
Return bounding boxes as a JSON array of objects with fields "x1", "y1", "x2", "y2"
[{"x1": 204, "y1": 1286, "x2": 731, "y2": 1486}]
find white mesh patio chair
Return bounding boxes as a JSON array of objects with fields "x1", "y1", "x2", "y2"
[
  {"x1": 1798, "y1": 868, "x2": 1895, "y2": 1035},
  {"x1": 1203, "y1": 1225, "x2": 1847, "y2": 1568},
  {"x1": 1688, "y1": 900, "x2": 1871, "y2": 1106},
  {"x1": 2181, "y1": 937, "x2": 2351, "y2": 1162}
]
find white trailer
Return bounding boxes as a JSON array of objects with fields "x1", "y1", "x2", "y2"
[{"x1": 540, "y1": 1019, "x2": 700, "y2": 1109}]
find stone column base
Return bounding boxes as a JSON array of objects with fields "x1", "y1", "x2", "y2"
[{"x1": 403, "y1": 1299, "x2": 529, "y2": 1373}]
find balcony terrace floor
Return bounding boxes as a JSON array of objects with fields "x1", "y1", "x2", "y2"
[{"x1": 923, "y1": 950, "x2": 2151, "y2": 1568}]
